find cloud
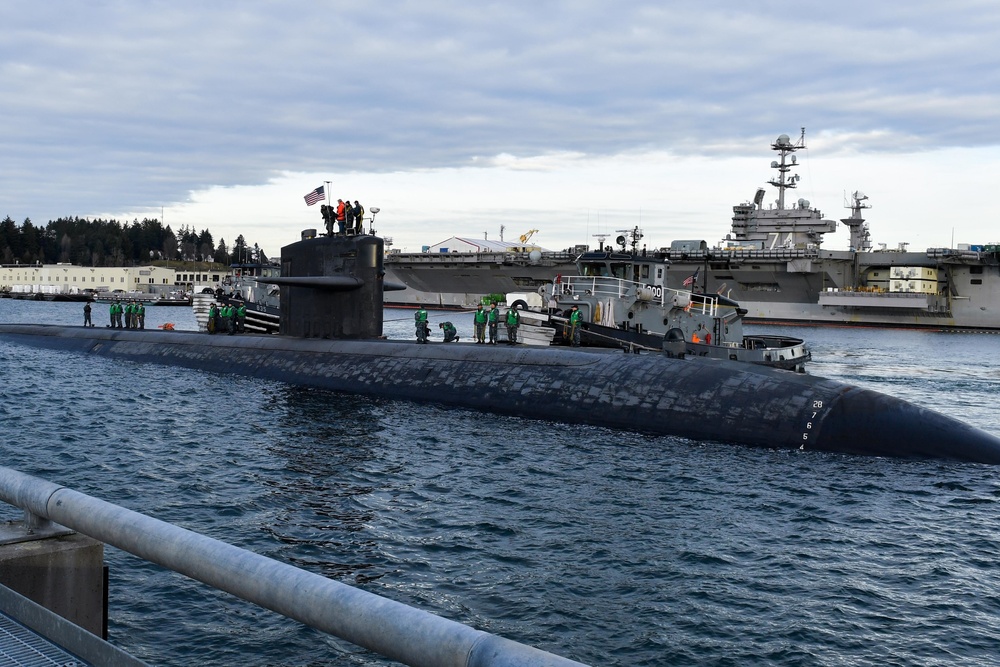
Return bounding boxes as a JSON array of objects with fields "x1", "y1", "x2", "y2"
[{"x1": 1, "y1": 0, "x2": 999, "y2": 255}]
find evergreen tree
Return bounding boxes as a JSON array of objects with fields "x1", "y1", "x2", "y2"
[
  {"x1": 162, "y1": 225, "x2": 178, "y2": 260},
  {"x1": 215, "y1": 238, "x2": 230, "y2": 265},
  {"x1": 0, "y1": 217, "x2": 19, "y2": 263},
  {"x1": 232, "y1": 235, "x2": 248, "y2": 264},
  {"x1": 0, "y1": 216, "x2": 261, "y2": 267},
  {"x1": 198, "y1": 229, "x2": 214, "y2": 262}
]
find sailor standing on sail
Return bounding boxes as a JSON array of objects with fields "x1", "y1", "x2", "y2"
[
  {"x1": 344, "y1": 199, "x2": 355, "y2": 235},
  {"x1": 353, "y1": 201, "x2": 365, "y2": 234},
  {"x1": 336, "y1": 199, "x2": 347, "y2": 235}
]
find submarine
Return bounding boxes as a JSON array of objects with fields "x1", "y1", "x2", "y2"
[{"x1": 2, "y1": 231, "x2": 1000, "y2": 464}]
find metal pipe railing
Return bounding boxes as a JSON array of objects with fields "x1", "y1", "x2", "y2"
[{"x1": 0, "y1": 466, "x2": 588, "y2": 667}]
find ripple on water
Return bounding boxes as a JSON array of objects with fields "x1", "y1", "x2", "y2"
[{"x1": 3, "y1": 317, "x2": 1000, "y2": 665}]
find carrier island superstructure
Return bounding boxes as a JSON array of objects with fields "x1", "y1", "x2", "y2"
[{"x1": 660, "y1": 131, "x2": 1000, "y2": 331}]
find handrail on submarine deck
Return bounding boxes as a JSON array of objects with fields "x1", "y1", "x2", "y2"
[{"x1": 0, "y1": 466, "x2": 589, "y2": 667}]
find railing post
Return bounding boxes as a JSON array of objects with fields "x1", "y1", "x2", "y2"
[{"x1": 23, "y1": 509, "x2": 50, "y2": 535}]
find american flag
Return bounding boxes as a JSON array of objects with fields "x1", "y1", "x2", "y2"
[
  {"x1": 303, "y1": 185, "x2": 325, "y2": 206},
  {"x1": 682, "y1": 268, "x2": 699, "y2": 287}
]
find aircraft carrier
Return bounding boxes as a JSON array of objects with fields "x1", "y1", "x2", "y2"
[
  {"x1": 659, "y1": 130, "x2": 1000, "y2": 331},
  {"x1": 382, "y1": 130, "x2": 1000, "y2": 330}
]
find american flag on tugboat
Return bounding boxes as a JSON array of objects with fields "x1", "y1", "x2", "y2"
[
  {"x1": 303, "y1": 185, "x2": 325, "y2": 206},
  {"x1": 682, "y1": 267, "x2": 699, "y2": 287}
]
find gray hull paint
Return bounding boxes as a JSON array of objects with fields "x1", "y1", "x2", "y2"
[
  {"x1": 663, "y1": 249, "x2": 1000, "y2": 330},
  {"x1": 2, "y1": 324, "x2": 1000, "y2": 463}
]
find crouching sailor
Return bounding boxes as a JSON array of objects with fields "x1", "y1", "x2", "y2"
[{"x1": 439, "y1": 321, "x2": 459, "y2": 342}]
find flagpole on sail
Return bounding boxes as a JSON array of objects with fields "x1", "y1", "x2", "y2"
[{"x1": 324, "y1": 181, "x2": 331, "y2": 207}]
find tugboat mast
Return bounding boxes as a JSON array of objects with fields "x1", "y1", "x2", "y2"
[{"x1": 768, "y1": 127, "x2": 806, "y2": 210}]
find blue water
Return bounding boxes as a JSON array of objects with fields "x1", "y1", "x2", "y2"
[{"x1": 2, "y1": 299, "x2": 1000, "y2": 666}]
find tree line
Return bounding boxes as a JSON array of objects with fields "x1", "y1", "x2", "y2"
[{"x1": 0, "y1": 216, "x2": 267, "y2": 267}]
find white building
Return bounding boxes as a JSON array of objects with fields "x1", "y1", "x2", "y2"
[{"x1": 0, "y1": 263, "x2": 178, "y2": 295}]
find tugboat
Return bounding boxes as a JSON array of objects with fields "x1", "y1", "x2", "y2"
[
  {"x1": 191, "y1": 259, "x2": 282, "y2": 334},
  {"x1": 513, "y1": 232, "x2": 811, "y2": 371}
]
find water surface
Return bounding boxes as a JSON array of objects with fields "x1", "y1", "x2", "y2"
[{"x1": 2, "y1": 299, "x2": 999, "y2": 665}]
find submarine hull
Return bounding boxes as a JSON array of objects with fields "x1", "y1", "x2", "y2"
[{"x1": 2, "y1": 324, "x2": 999, "y2": 464}]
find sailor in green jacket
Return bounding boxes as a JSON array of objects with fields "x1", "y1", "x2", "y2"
[
  {"x1": 236, "y1": 303, "x2": 246, "y2": 333},
  {"x1": 473, "y1": 305, "x2": 487, "y2": 344},
  {"x1": 569, "y1": 304, "x2": 582, "y2": 347},
  {"x1": 505, "y1": 305, "x2": 520, "y2": 345},
  {"x1": 438, "y1": 321, "x2": 459, "y2": 342},
  {"x1": 414, "y1": 307, "x2": 429, "y2": 343},
  {"x1": 487, "y1": 302, "x2": 501, "y2": 345},
  {"x1": 136, "y1": 302, "x2": 146, "y2": 329},
  {"x1": 207, "y1": 304, "x2": 218, "y2": 334}
]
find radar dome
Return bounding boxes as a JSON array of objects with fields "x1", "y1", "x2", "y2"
[
  {"x1": 771, "y1": 161, "x2": 779, "y2": 168},
  {"x1": 798, "y1": 198, "x2": 810, "y2": 208},
  {"x1": 776, "y1": 134, "x2": 791, "y2": 146},
  {"x1": 528, "y1": 249, "x2": 542, "y2": 263}
]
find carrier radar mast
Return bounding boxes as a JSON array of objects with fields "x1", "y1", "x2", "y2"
[{"x1": 768, "y1": 127, "x2": 806, "y2": 210}]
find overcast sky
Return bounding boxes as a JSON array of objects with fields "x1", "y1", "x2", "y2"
[{"x1": 3, "y1": 1, "x2": 1000, "y2": 257}]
